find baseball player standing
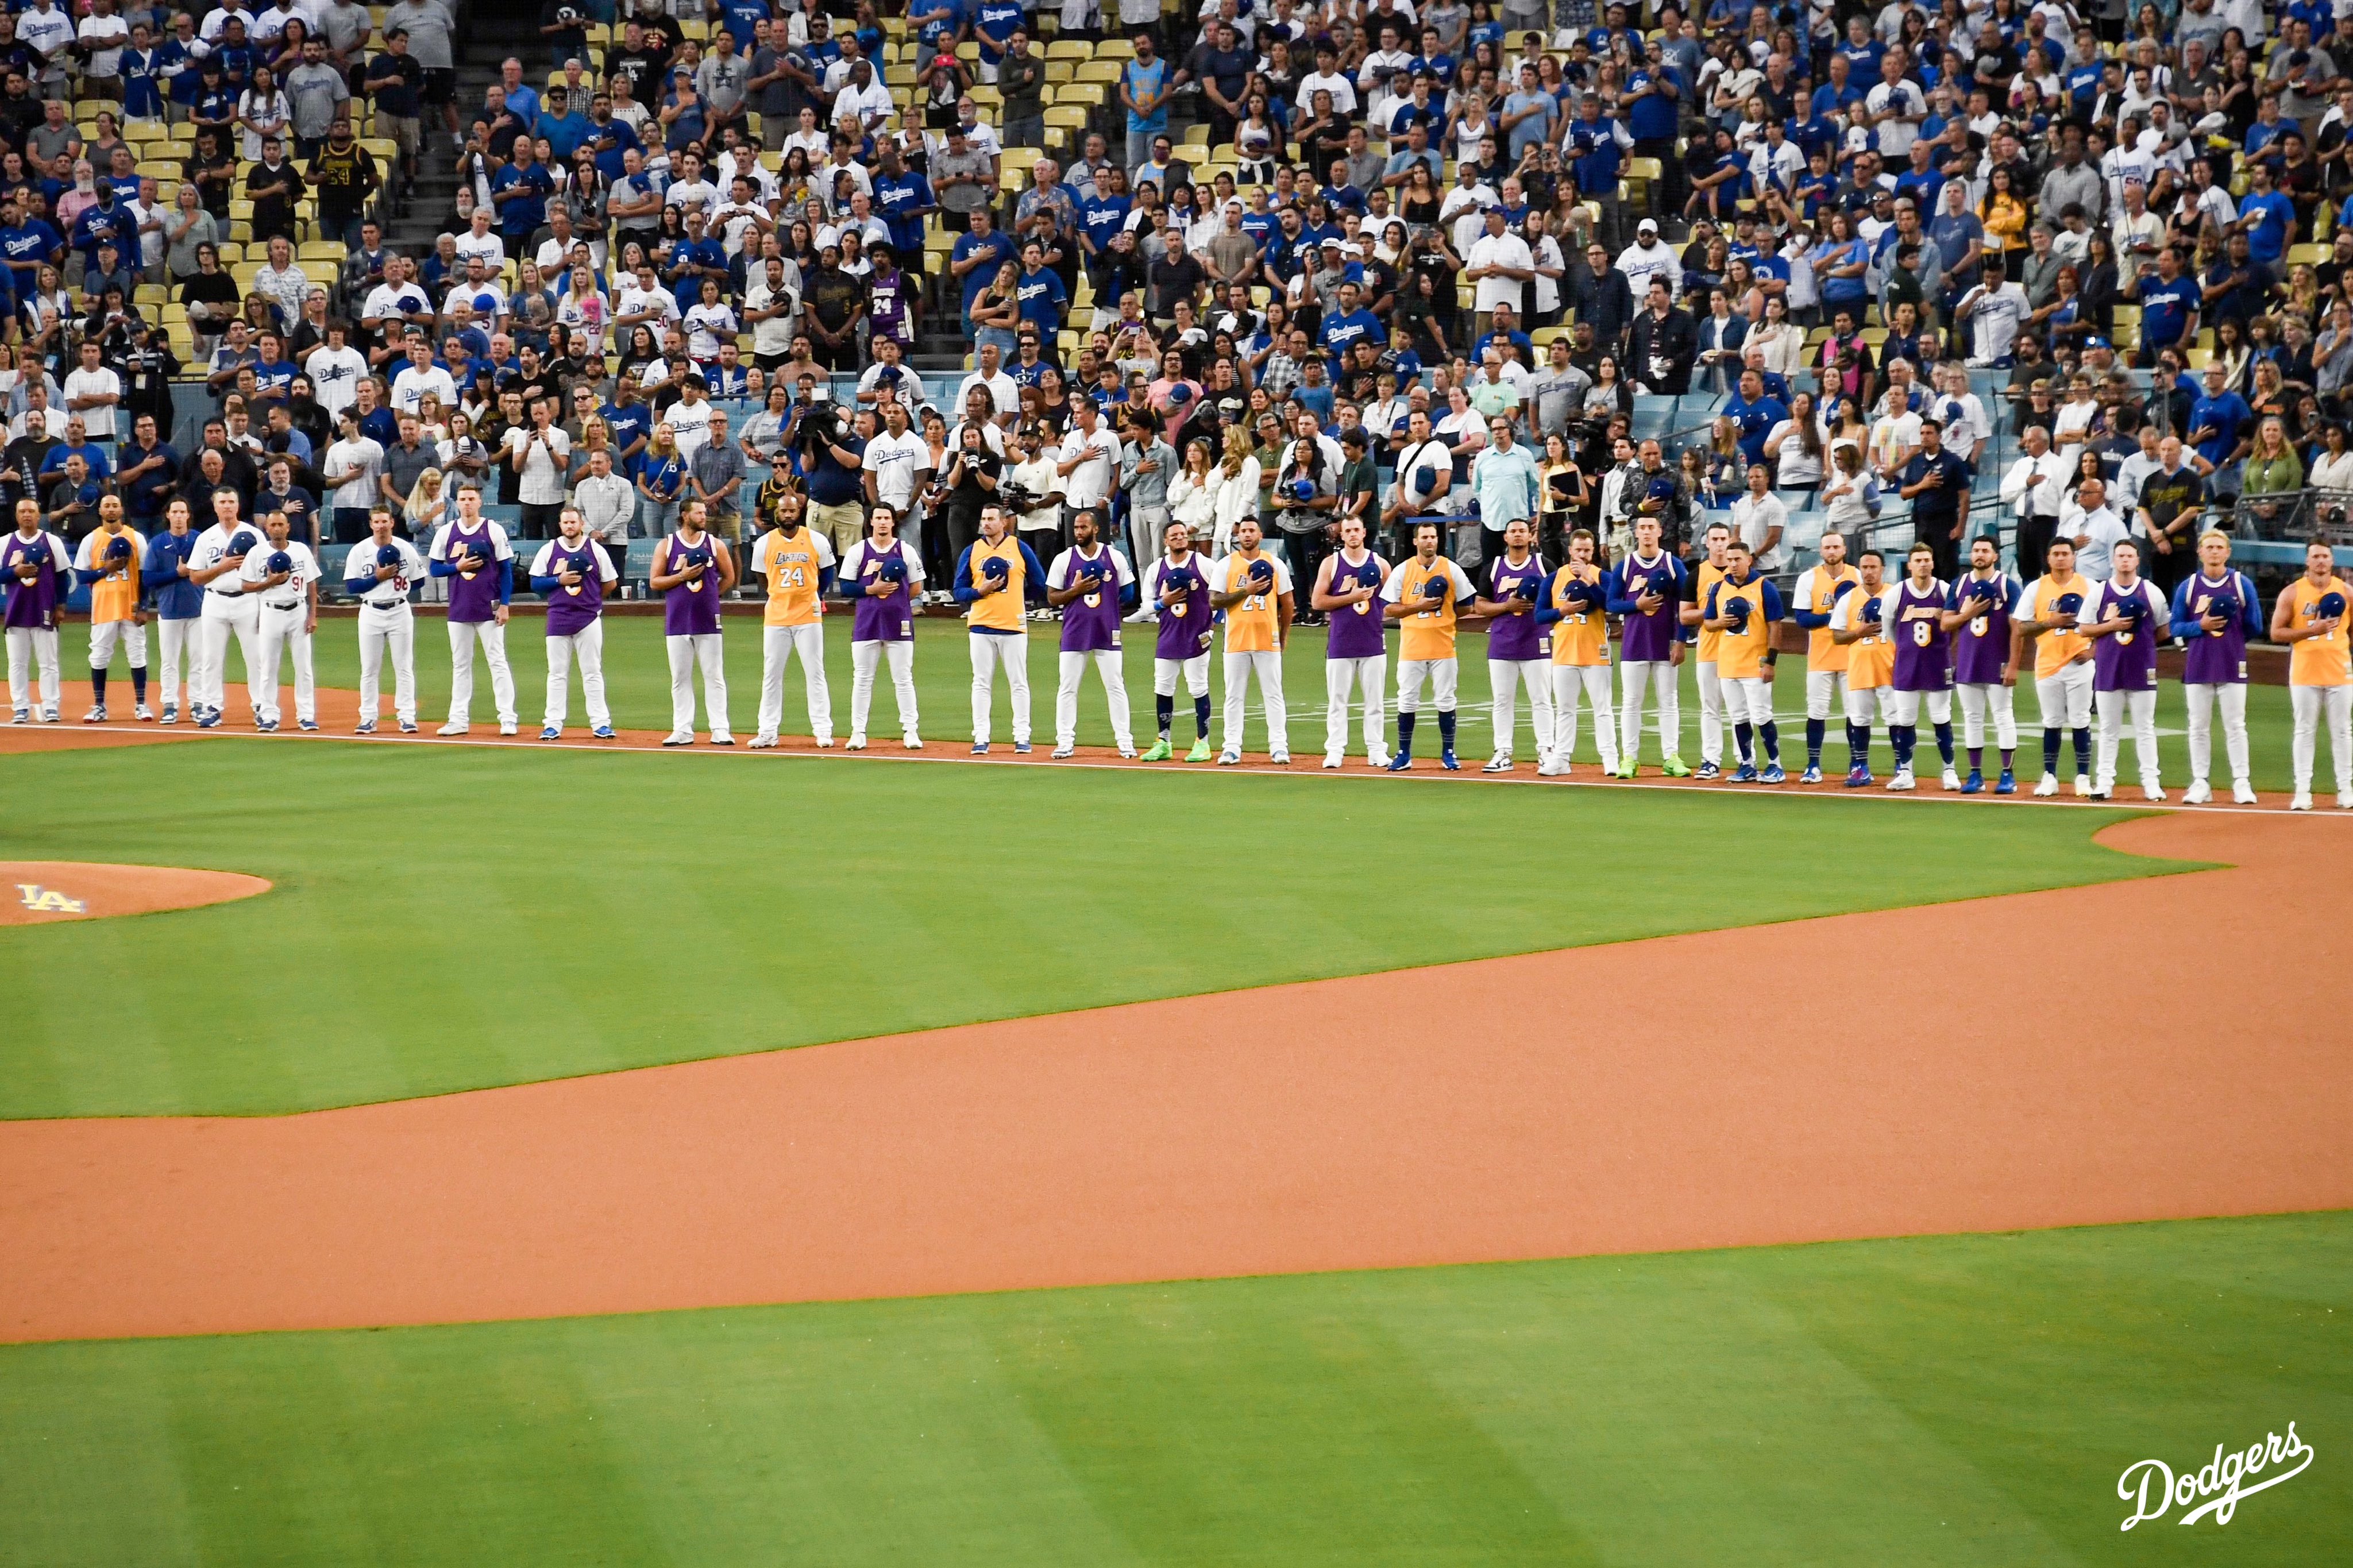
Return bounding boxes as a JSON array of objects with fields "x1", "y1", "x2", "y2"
[
  {"x1": 526, "y1": 507, "x2": 619, "y2": 740},
  {"x1": 2078, "y1": 539, "x2": 2169, "y2": 802},
  {"x1": 1698, "y1": 538, "x2": 1787, "y2": 782},
  {"x1": 1941, "y1": 533, "x2": 2022, "y2": 794},
  {"x1": 2274, "y1": 539, "x2": 2353, "y2": 811},
  {"x1": 1210, "y1": 515, "x2": 1295, "y2": 766},
  {"x1": 1535, "y1": 527, "x2": 1620, "y2": 777},
  {"x1": 429, "y1": 486, "x2": 519, "y2": 736},
  {"x1": 1380, "y1": 519, "x2": 1475, "y2": 771},
  {"x1": 1787, "y1": 531, "x2": 1858, "y2": 783},
  {"x1": 186, "y1": 489, "x2": 263, "y2": 728},
  {"x1": 2, "y1": 500, "x2": 69, "y2": 721},
  {"x1": 654, "y1": 500, "x2": 740, "y2": 746},
  {"x1": 141, "y1": 497, "x2": 200, "y2": 723},
  {"x1": 836, "y1": 501, "x2": 923, "y2": 750},
  {"x1": 2009, "y1": 538, "x2": 2099, "y2": 797},
  {"x1": 1882, "y1": 542, "x2": 1961, "y2": 792},
  {"x1": 342, "y1": 508, "x2": 425, "y2": 733},
  {"x1": 71, "y1": 495, "x2": 149, "y2": 721},
  {"x1": 954, "y1": 503, "x2": 1047, "y2": 755},
  {"x1": 1138, "y1": 517, "x2": 1215, "y2": 761},
  {"x1": 1682, "y1": 522, "x2": 1732, "y2": 779},
  {"x1": 1472, "y1": 515, "x2": 1555, "y2": 773},
  {"x1": 1605, "y1": 514, "x2": 1690, "y2": 777},
  {"x1": 2169, "y1": 530, "x2": 2262, "y2": 805},
  {"x1": 750, "y1": 496, "x2": 836, "y2": 749},
  {"x1": 240, "y1": 508, "x2": 322, "y2": 732},
  {"x1": 1310, "y1": 512, "x2": 1390, "y2": 770},
  {"x1": 1828, "y1": 548, "x2": 1895, "y2": 787},
  {"x1": 1046, "y1": 507, "x2": 1139, "y2": 759}
]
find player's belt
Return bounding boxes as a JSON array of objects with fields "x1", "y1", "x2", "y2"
[
  {"x1": 361, "y1": 597, "x2": 407, "y2": 609},
  {"x1": 205, "y1": 586, "x2": 245, "y2": 597},
  {"x1": 263, "y1": 598, "x2": 302, "y2": 611}
]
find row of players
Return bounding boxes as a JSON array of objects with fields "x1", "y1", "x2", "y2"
[{"x1": 5, "y1": 490, "x2": 2352, "y2": 808}]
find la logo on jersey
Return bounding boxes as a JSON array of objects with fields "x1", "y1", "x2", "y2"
[{"x1": 16, "y1": 883, "x2": 85, "y2": 915}]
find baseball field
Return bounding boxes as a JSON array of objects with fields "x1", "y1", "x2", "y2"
[{"x1": 2, "y1": 617, "x2": 2347, "y2": 1563}]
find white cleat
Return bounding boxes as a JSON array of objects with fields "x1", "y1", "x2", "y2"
[
  {"x1": 902, "y1": 735, "x2": 923, "y2": 750},
  {"x1": 2143, "y1": 785, "x2": 2166, "y2": 802},
  {"x1": 1217, "y1": 750, "x2": 1240, "y2": 766},
  {"x1": 1482, "y1": 752, "x2": 1513, "y2": 773},
  {"x1": 662, "y1": 731, "x2": 694, "y2": 747},
  {"x1": 2073, "y1": 774, "x2": 2092, "y2": 797},
  {"x1": 747, "y1": 734, "x2": 778, "y2": 750},
  {"x1": 38, "y1": 707, "x2": 57, "y2": 723},
  {"x1": 1886, "y1": 768, "x2": 1916, "y2": 791},
  {"x1": 2291, "y1": 793, "x2": 2313, "y2": 812},
  {"x1": 1322, "y1": 755, "x2": 1343, "y2": 769},
  {"x1": 1051, "y1": 744, "x2": 1074, "y2": 758},
  {"x1": 2034, "y1": 774, "x2": 2059, "y2": 797},
  {"x1": 1940, "y1": 768, "x2": 1962, "y2": 791},
  {"x1": 1268, "y1": 751, "x2": 1290, "y2": 765},
  {"x1": 2233, "y1": 781, "x2": 2258, "y2": 804},
  {"x1": 134, "y1": 703, "x2": 153, "y2": 721},
  {"x1": 498, "y1": 721, "x2": 518, "y2": 736},
  {"x1": 83, "y1": 704, "x2": 106, "y2": 723},
  {"x1": 812, "y1": 737, "x2": 832, "y2": 748},
  {"x1": 2183, "y1": 779, "x2": 2212, "y2": 805},
  {"x1": 437, "y1": 722, "x2": 469, "y2": 736},
  {"x1": 2340, "y1": 791, "x2": 2353, "y2": 810},
  {"x1": 844, "y1": 736, "x2": 867, "y2": 751},
  {"x1": 1117, "y1": 745, "x2": 1137, "y2": 759},
  {"x1": 709, "y1": 733, "x2": 735, "y2": 746}
]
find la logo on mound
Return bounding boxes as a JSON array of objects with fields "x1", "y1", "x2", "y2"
[
  {"x1": 2117, "y1": 1423, "x2": 2314, "y2": 1530},
  {"x1": 16, "y1": 883, "x2": 84, "y2": 915}
]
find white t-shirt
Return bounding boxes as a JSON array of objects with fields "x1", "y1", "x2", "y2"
[
  {"x1": 503, "y1": 424, "x2": 571, "y2": 505},
  {"x1": 682, "y1": 300, "x2": 739, "y2": 361},
  {"x1": 60, "y1": 365, "x2": 121, "y2": 439},
  {"x1": 860, "y1": 427, "x2": 931, "y2": 511},
  {"x1": 1057, "y1": 424, "x2": 1121, "y2": 511},
  {"x1": 389, "y1": 362, "x2": 457, "y2": 416},
  {"x1": 1960, "y1": 282, "x2": 2029, "y2": 365},
  {"x1": 321, "y1": 434, "x2": 383, "y2": 509},
  {"x1": 453, "y1": 229, "x2": 506, "y2": 270},
  {"x1": 1465, "y1": 231, "x2": 1533, "y2": 314},
  {"x1": 958, "y1": 369, "x2": 1020, "y2": 420},
  {"x1": 302, "y1": 343, "x2": 368, "y2": 416},
  {"x1": 664, "y1": 395, "x2": 714, "y2": 459}
]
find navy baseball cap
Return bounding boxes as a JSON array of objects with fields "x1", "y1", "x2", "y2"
[
  {"x1": 377, "y1": 543, "x2": 402, "y2": 566},
  {"x1": 266, "y1": 549, "x2": 293, "y2": 576}
]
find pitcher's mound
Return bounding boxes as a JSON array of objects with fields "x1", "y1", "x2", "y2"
[{"x1": 0, "y1": 862, "x2": 271, "y2": 925}]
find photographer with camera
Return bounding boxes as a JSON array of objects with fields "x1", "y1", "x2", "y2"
[
  {"x1": 931, "y1": 419, "x2": 1004, "y2": 565},
  {"x1": 794, "y1": 394, "x2": 869, "y2": 560}
]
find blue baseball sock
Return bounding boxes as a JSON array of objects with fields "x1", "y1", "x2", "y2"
[
  {"x1": 1892, "y1": 724, "x2": 1915, "y2": 768},
  {"x1": 1194, "y1": 694, "x2": 1211, "y2": 740},
  {"x1": 1396, "y1": 712, "x2": 1416, "y2": 754},
  {"x1": 1933, "y1": 722, "x2": 1955, "y2": 766},
  {"x1": 1847, "y1": 722, "x2": 1866, "y2": 763},
  {"x1": 1733, "y1": 721, "x2": 1753, "y2": 763},
  {"x1": 1759, "y1": 720, "x2": 1779, "y2": 763},
  {"x1": 1806, "y1": 717, "x2": 1824, "y2": 766},
  {"x1": 1155, "y1": 694, "x2": 1173, "y2": 738},
  {"x1": 2072, "y1": 725, "x2": 2092, "y2": 773},
  {"x1": 2043, "y1": 728, "x2": 2062, "y2": 771},
  {"x1": 130, "y1": 665, "x2": 146, "y2": 702},
  {"x1": 90, "y1": 668, "x2": 105, "y2": 705},
  {"x1": 1437, "y1": 710, "x2": 1456, "y2": 749}
]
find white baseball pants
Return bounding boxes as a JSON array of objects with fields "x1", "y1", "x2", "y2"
[
  {"x1": 356, "y1": 605, "x2": 416, "y2": 725},
  {"x1": 1695, "y1": 658, "x2": 1724, "y2": 764},
  {"x1": 448, "y1": 619, "x2": 517, "y2": 727},
  {"x1": 970, "y1": 631, "x2": 1030, "y2": 744},
  {"x1": 1845, "y1": 683, "x2": 1889, "y2": 727},
  {"x1": 759, "y1": 622, "x2": 831, "y2": 742},
  {"x1": 1324, "y1": 652, "x2": 1387, "y2": 762},
  {"x1": 668, "y1": 631, "x2": 730, "y2": 736},
  {"x1": 1154, "y1": 653, "x2": 1209, "y2": 696},
  {"x1": 1222, "y1": 648, "x2": 1287, "y2": 754},
  {"x1": 1488, "y1": 656, "x2": 1555, "y2": 759},
  {"x1": 1804, "y1": 667, "x2": 1847, "y2": 721},
  {"x1": 2092, "y1": 688, "x2": 2161, "y2": 793},
  {"x1": 545, "y1": 621, "x2": 611, "y2": 731},
  {"x1": 2035, "y1": 662, "x2": 2094, "y2": 730},
  {"x1": 1056, "y1": 648, "x2": 1133, "y2": 750},
  {"x1": 88, "y1": 619, "x2": 146, "y2": 671},
  {"x1": 196, "y1": 596, "x2": 259, "y2": 716},
  {"x1": 1396, "y1": 655, "x2": 1457, "y2": 712},
  {"x1": 1956, "y1": 682, "x2": 2017, "y2": 751},
  {"x1": 2182, "y1": 682, "x2": 2248, "y2": 789},
  {"x1": 851, "y1": 637, "x2": 919, "y2": 741},
  {"x1": 251, "y1": 605, "x2": 314, "y2": 725},
  {"x1": 1888, "y1": 688, "x2": 1952, "y2": 726},
  {"x1": 5, "y1": 626, "x2": 59, "y2": 713},
  {"x1": 1619, "y1": 658, "x2": 1680, "y2": 762},
  {"x1": 155, "y1": 616, "x2": 195, "y2": 712},
  {"x1": 2290, "y1": 684, "x2": 2352, "y2": 796},
  {"x1": 1723, "y1": 674, "x2": 1775, "y2": 725},
  {"x1": 1548, "y1": 663, "x2": 1619, "y2": 771}
]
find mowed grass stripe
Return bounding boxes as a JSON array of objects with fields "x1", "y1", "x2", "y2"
[
  {"x1": 0, "y1": 1213, "x2": 2340, "y2": 1565},
  {"x1": 0, "y1": 743, "x2": 2185, "y2": 1118}
]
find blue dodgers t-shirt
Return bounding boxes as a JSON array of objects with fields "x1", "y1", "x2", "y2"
[
  {"x1": 1078, "y1": 192, "x2": 1129, "y2": 253},
  {"x1": 1318, "y1": 306, "x2": 1383, "y2": 366},
  {"x1": 952, "y1": 227, "x2": 1017, "y2": 316},
  {"x1": 599, "y1": 399, "x2": 654, "y2": 474},
  {"x1": 489, "y1": 160, "x2": 554, "y2": 237},
  {"x1": 972, "y1": 0, "x2": 1021, "y2": 60},
  {"x1": 0, "y1": 218, "x2": 59, "y2": 281},
  {"x1": 1012, "y1": 265, "x2": 1067, "y2": 329},
  {"x1": 2239, "y1": 190, "x2": 2295, "y2": 267},
  {"x1": 1624, "y1": 65, "x2": 1681, "y2": 141},
  {"x1": 871, "y1": 169, "x2": 932, "y2": 256},
  {"x1": 2133, "y1": 271, "x2": 2201, "y2": 352},
  {"x1": 1722, "y1": 391, "x2": 1789, "y2": 466},
  {"x1": 2188, "y1": 391, "x2": 2254, "y2": 470}
]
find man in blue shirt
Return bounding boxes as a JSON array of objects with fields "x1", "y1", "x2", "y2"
[
  {"x1": 1567, "y1": 96, "x2": 1632, "y2": 252},
  {"x1": 488, "y1": 139, "x2": 553, "y2": 258},
  {"x1": 1318, "y1": 280, "x2": 1383, "y2": 375},
  {"x1": 1811, "y1": 52, "x2": 1866, "y2": 117},
  {"x1": 1076, "y1": 172, "x2": 1131, "y2": 264},
  {"x1": 971, "y1": 0, "x2": 1021, "y2": 79},
  {"x1": 2130, "y1": 248, "x2": 2201, "y2": 368},
  {"x1": 2186, "y1": 364, "x2": 2254, "y2": 488},
  {"x1": 598, "y1": 380, "x2": 652, "y2": 476},
  {"x1": 2237, "y1": 160, "x2": 2297, "y2": 277},
  {"x1": 950, "y1": 206, "x2": 1017, "y2": 330},
  {"x1": 1896, "y1": 418, "x2": 1972, "y2": 578},
  {"x1": 1722, "y1": 368, "x2": 1788, "y2": 468},
  {"x1": 871, "y1": 142, "x2": 935, "y2": 264},
  {"x1": 1118, "y1": 32, "x2": 1169, "y2": 173},
  {"x1": 1012, "y1": 240, "x2": 1067, "y2": 334},
  {"x1": 535, "y1": 85, "x2": 592, "y2": 165},
  {"x1": 1624, "y1": 39, "x2": 1685, "y2": 214},
  {"x1": 0, "y1": 196, "x2": 62, "y2": 298}
]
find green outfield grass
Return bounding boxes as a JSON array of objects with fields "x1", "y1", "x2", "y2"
[
  {"x1": 1, "y1": 1211, "x2": 2342, "y2": 1565},
  {"x1": 158, "y1": 614, "x2": 2324, "y2": 792},
  {"x1": 0, "y1": 741, "x2": 2190, "y2": 1118}
]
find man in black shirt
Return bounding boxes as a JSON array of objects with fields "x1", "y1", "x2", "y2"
[
  {"x1": 245, "y1": 136, "x2": 304, "y2": 245},
  {"x1": 308, "y1": 121, "x2": 379, "y2": 249},
  {"x1": 1898, "y1": 418, "x2": 1972, "y2": 580},
  {"x1": 1145, "y1": 233, "x2": 1205, "y2": 327},
  {"x1": 1626, "y1": 277, "x2": 1696, "y2": 395},
  {"x1": 601, "y1": 17, "x2": 670, "y2": 102}
]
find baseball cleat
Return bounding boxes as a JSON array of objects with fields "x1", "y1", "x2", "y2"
[
  {"x1": 498, "y1": 721, "x2": 518, "y2": 736},
  {"x1": 1733, "y1": 762, "x2": 1758, "y2": 783},
  {"x1": 2087, "y1": 787, "x2": 2110, "y2": 801},
  {"x1": 1386, "y1": 751, "x2": 1412, "y2": 771},
  {"x1": 38, "y1": 708, "x2": 56, "y2": 723},
  {"x1": 1268, "y1": 751, "x2": 1289, "y2": 766},
  {"x1": 256, "y1": 719, "x2": 279, "y2": 732},
  {"x1": 844, "y1": 737, "x2": 867, "y2": 750},
  {"x1": 1185, "y1": 738, "x2": 1212, "y2": 762},
  {"x1": 662, "y1": 731, "x2": 694, "y2": 747},
  {"x1": 971, "y1": 742, "x2": 989, "y2": 755},
  {"x1": 1941, "y1": 768, "x2": 1962, "y2": 791},
  {"x1": 813, "y1": 737, "x2": 833, "y2": 748},
  {"x1": 159, "y1": 704, "x2": 178, "y2": 724},
  {"x1": 1887, "y1": 768, "x2": 1916, "y2": 791},
  {"x1": 135, "y1": 704, "x2": 153, "y2": 721},
  {"x1": 1660, "y1": 754, "x2": 1691, "y2": 777},
  {"x1": 749, "y1": 735, "x2": 778, "y2": 749},
  {"x1": 1216, "y1": 750, "x2": 1239, "y2": 766},
  {"x1": 399, "y1": 721, "x2": 419, "y2": 733},
  {"x1": 904, "y1": 735, "x2": 924, "y2": 750},
  {"x1": 1323, "y1": 755, "x2": 1343, "y2": 769},
  {"x1": 2291, "y1": 793, "x2": 2314, "y2": 811},
  {"x1": 1799, "y1": 764, "x2": 1823, "y2": 783},
  {"x1": 2073, "y1": 774, "x2": 2092, "y2": 797},
  {"x1": 1013, "y1": 742, "x2": 1031, "y2": 754},
  {"x1": 1843, "y1": 763, "x2": 1872, "y2": 788},
  {"x1": 1117, "y1": 745, "x2": 1137, "y2": 759},
  {"x1": 592, "y1": 725, "x2": 615, "y2": 739},
  {"x1": 2144, "y1": 785, "x2": 2166, "y2": 802},
  {"x1": 83, "y1": 704, "x2": 106, "y2": 723},
  {"x1": 540, "y1": 726, "x2": 562, "y2": 740},
  {"x1": 1537, "y1": 760, "x2": 1563, "y2": 777},
  {"x1": 356, "y1": 721, "x2": 376, "y2": 735},
  {"x1": 1368, "y1": 753, "x2": 1392, "y2": 770},
  {"x1": 1695, "y1": 760, "x2": 1722, "y2": 781},
  {"x1": 437, "y1": 722, "x2": 469, "y2": 736},
  {"x1": 2232, "y1": 781, "x2": 2258, "y2": 804},
  {"x1": 1440, "y1": 747, "x2": 1459, "y2": 771},
  {"x1": 2183, "y1": 779, "x2": 2211, "y2": 804},
  {"x1": 1614, "y1": 762, "x2": 1637, "y2": 778},
  {"x1": 1482, "y1": 752, "x2": 1513, "y2": 773},
  {"x1": 1051, "y1": 744, "x2": 1074, "y2": 758},
  {"x1": 2340, "y1": 791, "x2": 2353, "y2": 810},
  {"x1": 2034, "y1": 774, "x2": 2059, "y2": 797},
  {"x1": 1142, "y1": 738, "x2": 1172, "y2": 760},
  {"x1": 1996, "y1": 768, "x2": 2017, "y2": 794},
  {"x1": 1758, "y1": 763, "x2": 1786, "y2": 784},
  {"x1": 298, "y1": 720, "x2": 318, "y2": 732},
  {"x1": 1961, "y1": 769, "x2": 1984, "y2": 794},
  {"x1": 195, "y1": 712, "x2": 220, "y2": 729},
  {"x1": 710, "y1": 733, "x2": 735, "y2": 746}
]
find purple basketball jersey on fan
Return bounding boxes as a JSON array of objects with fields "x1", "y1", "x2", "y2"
[
  {"x1": 1619, "y1": 553, "x2": 1679, "y2": 661},
  {"x1": 544, "y1": 545, "x2": 604, "y2": 638},
  {"x1": 1325, "y1": 553, "x2": 1386, "y2": 659},
  {"x1": 1486, "y1": 553, "x2": 1547, "y2": 661},
  {"x1": 1155, "y1": 554, "x2": 1214, "y2": 660},
  {"x1": 2181, "y1": 571, "x2": 2249, "y2": 685},
  {"x1": 850, "y1": 541, "x2": 915, "y2": 643},
  {"x1": 1950, "y1": 574, "x2": 2012, "y2": 685},
  {"x1": 663, "y1": 536, "x2": 723, "y2": 636},
  {"x1": 2092, "y1": 580, "x2": 2159, "y2": 691},
  {"x1": 1059, "y1": 546, "x2": 1124, "y2": 653},
  {"x1": 1, "y1": 534, "x2": 59, "y2": 629},
  {"x1": 1891, "y1": 581, "x2": 1952, "y2": 691},
  {"x1": 445, "y1": 523, "x2": 500, "y2": 624}
]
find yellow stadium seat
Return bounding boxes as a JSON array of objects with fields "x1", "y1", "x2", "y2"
[
  {"x1": 1046, "y1": 39, "x2": 1090, "y2": 59},
  {"x1": 299, "y1": 240, "x2": 347, "y2": 263},
  {"x1": 1043, "y1": 106, "x2": 1089, "y2": 133},
  {"x1": 1075, "y1": 60, "x2": 1122, "y2": 83}
]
